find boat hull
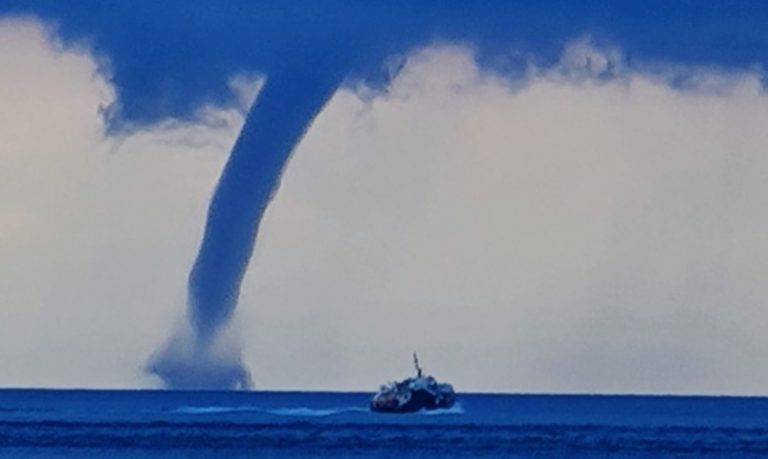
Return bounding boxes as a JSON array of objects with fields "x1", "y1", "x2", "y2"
[{"x1": 370, "y1": 388, "x2": 455, "y2": 413}]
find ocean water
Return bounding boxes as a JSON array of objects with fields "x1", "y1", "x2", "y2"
[{"x1": 1, "y1": 390, "x2": 768, "y2": 458}]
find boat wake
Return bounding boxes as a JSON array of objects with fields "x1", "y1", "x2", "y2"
[
  {"x1": 172, "y1": 405, "x2": 258, "y2": 415},
  {"x1": 172, "y1": 404, "x2": 464, "y2": 417},
  {"x1": 420, "y1": 402, "x2": 464, "y2": 415},
  {"x1": 173, "y1": 405, "x2": 370, "y2": 417},
  {"x1": 269, "y1": 407, "x2": 370, "y2": 416}
]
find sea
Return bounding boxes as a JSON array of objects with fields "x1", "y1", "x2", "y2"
[{"x1": 1, "y1": 390, "x2": 768, "y2": 458}]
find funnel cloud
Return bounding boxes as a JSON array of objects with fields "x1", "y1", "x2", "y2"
[{"x1": 149, "y1": 69, "x2": 340, "y2": 389}]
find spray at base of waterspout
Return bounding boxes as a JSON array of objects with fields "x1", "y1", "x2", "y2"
[{"x1": 147, "y1": 324, "x2": 252, "y2": 390}]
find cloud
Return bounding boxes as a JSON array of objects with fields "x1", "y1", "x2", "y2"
[
  {"x1": 244, "y1": 44, "x2": 768, "y2": 394},
  {"x1": 0, "y1": 18, "x2": 245, "y2": 387},
  {"x1": 2, "y1": 18, "x2": 768, "y2": 394}
]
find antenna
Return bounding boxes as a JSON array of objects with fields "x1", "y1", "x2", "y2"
[{"x1": 413, "y1": 352, "x2": 423, "y2": 378}]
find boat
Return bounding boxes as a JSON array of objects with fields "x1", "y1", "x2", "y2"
[{"x1": 370, "y1": 353, "x2": 456, "y2": 413}]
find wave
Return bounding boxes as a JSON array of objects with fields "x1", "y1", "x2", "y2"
[{"x1": 9, "y1": 418, "x2": 766, "y2": 455}]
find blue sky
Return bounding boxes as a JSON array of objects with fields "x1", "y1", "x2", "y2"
[{"x1": 2, "y1": 2, "x2": 768, "y2": 393}]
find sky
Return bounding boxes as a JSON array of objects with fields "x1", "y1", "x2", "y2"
[{"x1": 2, "y1": 2, "x2": 768, "y2": 394}]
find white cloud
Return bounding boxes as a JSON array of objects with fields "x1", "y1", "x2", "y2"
[
  {"x1": 552, "y1": 37, "x2": 623, "y2": 79},
  {"x1": 244, "y1": 45, "x2": 768, "y2": 394},
  {"x1": 0, "y1": 18, "x2": 241, "y2": 387},
  {"x1": 3, "y1": 18, "x2": 768, "y2": 394}
]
